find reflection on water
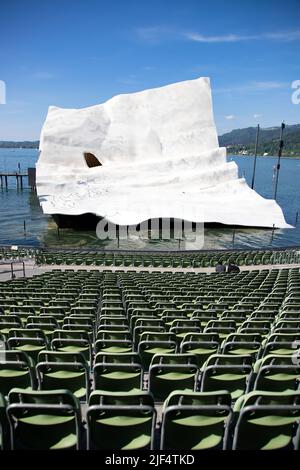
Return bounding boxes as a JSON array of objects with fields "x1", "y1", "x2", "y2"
[{"x1": 0, "y1": 148, "x2": 300, "y2": 250}]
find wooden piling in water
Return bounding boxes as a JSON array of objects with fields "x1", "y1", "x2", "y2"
[{"x1": 0, "y1": 172, "x2": 28, "y2": 189}]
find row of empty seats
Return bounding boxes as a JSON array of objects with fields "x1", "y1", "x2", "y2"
[
  {"x1": 35, "y1": 248, "x2": 300, "y2": 267},
  {"x1": 1, "y1": 388, "x2": 300, "y2": 450},
  {"x1": 1, "y1": 267, "x2": 300, "y2": 449},
  {"x1": 1, "y1": 245, "x2": 297, "y2": 267}
]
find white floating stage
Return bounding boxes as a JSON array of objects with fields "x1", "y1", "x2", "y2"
[{"x1": 36, "y1": 77, "x2": 291, "y2": 230}]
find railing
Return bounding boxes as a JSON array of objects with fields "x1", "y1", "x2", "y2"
[{"x1": 0, "y1": 260, "x2": 26, "y2": 279}]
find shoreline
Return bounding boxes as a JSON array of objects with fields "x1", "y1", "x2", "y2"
[
  {"x1": 0, "y1": 147, "x2": 300, "y2": 159},
  {"x1": 228, "y1": 154, "x2": 300, "y2": 160}
]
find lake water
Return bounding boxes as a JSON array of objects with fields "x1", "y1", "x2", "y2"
[{"x1": 0, "y1": 148, "x2": 299, "y2": 250}]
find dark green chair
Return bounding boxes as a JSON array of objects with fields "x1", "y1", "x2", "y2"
[
  {"x1": 149, "y1": 353, "x2": 199, "y2": 401},
  {"x1": 93, "y1": 352, "x2": 143, "y2": 392},
  {"x1": 37, "y1": 351, "x2": 90, "y2": 401},
  {"x1": 6, "y1": 388, "x2": 82, "y2": 449},
  {"x1": 0, "y1": 350, "x2": 36, "y2": 396},
  {"x1": 200, "y1": 354, "x2": 253, "y2": 400},
  {"x1": 252, "y1": 354, "x2": 300, "y2": 393},
  {"x1": 232, "y1": 391, "x2": 300, "y2": 450},
  {"x1": 87, "y1": 390, "x2": 156, "y2": 450},
  {"x1": 160, "y1": 390, "x2": 232, "y2": 450}
]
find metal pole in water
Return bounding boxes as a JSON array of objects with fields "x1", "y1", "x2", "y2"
[
  {"x1": 232, "y1": 227, "x2": 236, "y2": 247},
  {"x1": 23, "y1": 220, "x2": 26, "y2": 235},
  {"x1": 295, "y1": 211, "x2": 299, "y2": 226},
  {"x1": 274, "y1": 122, "x2": 285, "y2": 201},
  {"x1": 251, "y1": 124, "x2": 260, "y2": 189},
  {"x1": 270, "y1": 224, "x2": 275, "y2": 244}
]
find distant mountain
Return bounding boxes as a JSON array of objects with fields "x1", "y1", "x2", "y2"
[
  {"x1": 219, "y1": 124, "x2": 300, "y2": 157},
  {"x1": 0, "y1": 141, "x2": 39, "y2": 149}
]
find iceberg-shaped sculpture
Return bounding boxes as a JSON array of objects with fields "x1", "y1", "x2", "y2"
[{"x1": 36, "y1": 77, "x2": 290, "y2": 228}]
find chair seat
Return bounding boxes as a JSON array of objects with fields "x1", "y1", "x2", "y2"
[
  {"x1": 100, "y1": 371, "x2": 140, "y2": 380},
  {"x1": 146, "y1": 348, "x2": 174, "y2": 355},
  {"x1": 210, "y1": 373, "x2": 248, "y2": 381},
  {"x1": 172, "y1": 415, "x2": 226, "y2": 427},
  {"x1": 50, "y1": 434, "x2": 78, "y2": 450},
  {"x1": 96, "y1": 415, "x2": 152, "y2": 426},
  {"x1": 0, "y1": 369, "x2": 29, "y2": 377},
  {"x1": 19, "y1": 414, "x2": 75, "y2": 426},
  {"x1": 264, "y1": 373, "x2": 300, "y2": 381},
  {"x1": 192, "y1": 434, "x2": 223, "y2": 450},
  {"x1": 122, "y1": 434, "x2": 151, "y2": 450},
  {"x1": 100, "y1": 347, "x2": 132, "y2": 353},
  {"x1": 188, "y1": 348, "x2": 217, "y2": 355},
  {"x1": 248, "y1": 415, "x2": 300, "y2": 426},
  {"x1": 261, "y1": 434, "x2": 292, "y2": 450},
  {"x1": 45, "y1": 370, "x2": 84, "y2": 379},
  {"x1": 57, "y1": 346, "x2": 88, "y2": 353},
  {"x1": 270, "y1": 349, "x2": 294, "y2": 355},
  {"x1": 17, "y1": 345, "x2": 44, "y2": 352},
  {"x1": 228, "y1": 348, "x2": 258, "y2": 355},
  {"x1": 154, "y1": 372, "x2": 196, "y2": 381},
  {"x1": 73, "y1": 387, "x2": 87, "y2": 399}
]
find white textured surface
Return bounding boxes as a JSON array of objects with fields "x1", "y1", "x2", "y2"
[{"x1": 37, "y1": 77, "x2": 290, "y2": 228}]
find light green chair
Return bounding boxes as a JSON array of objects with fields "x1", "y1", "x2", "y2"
[{"x1": 160, "y1": 390, "x2": 232, "y2": 450}]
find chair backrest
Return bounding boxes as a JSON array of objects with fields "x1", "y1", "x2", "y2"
[
  {"x1": 7, "y1": 388, "x2": 81, "y2": 450},
  {"x1": 232, "y1": 391, "x2": 300, "y2": 450},
  {"x1": 161, "y1": 390, "x2": 232, "y2": 450},
  {"x1": 87, "y1": 391, "x2": 156, "y2": 450}
]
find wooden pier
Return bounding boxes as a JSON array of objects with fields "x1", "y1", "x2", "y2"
[
  {"x1": 0, "y1": 172, "x2": 27, "y2": 189},
  {"x1": 0, "y1": 168, "x2": 36, "y2": 191}
]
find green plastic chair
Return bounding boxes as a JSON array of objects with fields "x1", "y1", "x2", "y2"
[
  {"x1": 200, "y1": 354, "x2": 253, "y2": 400},
  {"x1": 36, "y1": 351, "x2": 90, "y2": 401},
  {"x1": 93, "y1": 352, "x2": 143, "y2": 392},
  {"x1": 180, "y1": 333, "x2": 220, "y2": 367},
  {"x1": 252, "y1": 354, "x2": 300, "y2": 392},
  {"x1": 0, "y1": 350, "x2": 36, "y2": 396},
  {"x1": 87, "y1": 390, "x2": 156, "y2": 450},
  {"x1": 6, "y1": 388, "x2": 82, "y2": 449},
  {"x1": 149, "y1": 353, "x2": 199, "y2": 401},
  {"x1": 160, "y1": 390, "x2": 232, "y2": 450},
  {"x1": 7, "y1": 329, "x2": 48, "y2": 363},
  {"x1": 220, "y1": 333, "x2": 262, "y2": 359},
  {"x1": 138, "y1": 332, "x2": 177, "y2": 371},
  {"x1": 232, "y1": 390, "x2": 300, "y2": 450},
  {"x1": 0, "y1": 392, "x2": 9, "y2": 449},
  {"x1": 51, "y1": 329, "x2": 92, "y2": 364}
]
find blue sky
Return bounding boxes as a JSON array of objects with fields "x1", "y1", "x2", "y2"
[{"x1": 0, "y1": 0, "x2": 299, "y2": 140}]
